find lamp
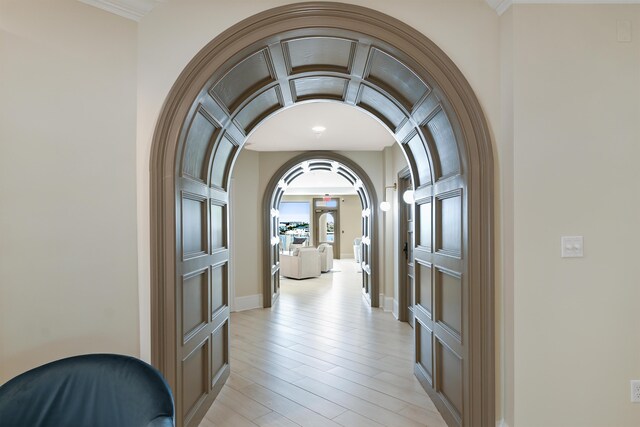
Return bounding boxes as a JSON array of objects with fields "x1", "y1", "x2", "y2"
[
  {"x1": 402, "y1": 189, "x2": 415, "y2": 204},
  {"x1": 379, "y1": 182, "x2": 396, "y2": 212}
]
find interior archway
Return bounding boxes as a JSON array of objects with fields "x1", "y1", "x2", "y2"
[
  {"x1": 150, "y1": 3, "x2": 494, "y2": 427},
  {"x1": 262, "y1": 152, "x2": 379, "y2": 308}
]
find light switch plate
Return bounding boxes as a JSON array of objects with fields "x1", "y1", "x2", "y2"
[{"x1": 561, "y1": 236, "x2": 584, "y2": 258}]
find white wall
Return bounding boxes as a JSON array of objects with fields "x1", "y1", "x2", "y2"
[
  {"x1": 0, "y1": 0, "x2": 139, "y2": 383},
  {"x1": 510, "y1": 6, "x2": 640, "y2": 426}
]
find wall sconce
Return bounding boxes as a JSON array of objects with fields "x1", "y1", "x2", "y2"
[
  {"x1": 402, "y1": 189, "x2": 415, "y2": 204},
  {"x1": 379, "y1": 182, "x2": 397, "y2": 212}
]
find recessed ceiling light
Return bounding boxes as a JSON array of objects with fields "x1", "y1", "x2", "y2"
[{"x1": 311, "y1": 125, "x2": 326, "y2": 133}]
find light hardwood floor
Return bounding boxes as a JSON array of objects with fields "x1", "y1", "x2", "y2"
[{"x1": 200, "y1": 259, "x2": 446, "y2": 427}]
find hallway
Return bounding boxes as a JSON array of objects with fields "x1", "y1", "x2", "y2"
[{"x1": 199, "y1": 259, "x2": 446, "y2": 427}]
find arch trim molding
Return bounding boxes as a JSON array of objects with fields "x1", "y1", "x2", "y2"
[{"x1": 150, "y1": 3, "x2": 495, "y2": 426}]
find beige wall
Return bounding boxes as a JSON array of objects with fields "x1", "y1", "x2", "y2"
[
  {"x1": 229, "y1": 149, "x2": 261, "y2": 305},
  {"x1": 510, "y1": 5, "x2": 640, "y2": 426},
  {"x1": 338, "y1": 195, "x2": 362, "y2": 258},
  {"x1": 0, "y1": 0, "x2": 139, "y2": 383},
  {"x1": 499, "y1": 6, "x2": 515, "y2": 426}
]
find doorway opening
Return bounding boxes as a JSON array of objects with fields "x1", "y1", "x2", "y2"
[
  {"x1": 150, "y1": 3, "x2": 495, "y2": 427},
  {"x1": 314, "y1": 204, "x2": 338, "y2": 258},
  {"x1": 262, "y1": 153, "x2": 378, "y2": 308}
]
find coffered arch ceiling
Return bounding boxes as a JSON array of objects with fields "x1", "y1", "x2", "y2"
[{"x1": 150, "y1": 3, "x2": 494, "y2": 427}]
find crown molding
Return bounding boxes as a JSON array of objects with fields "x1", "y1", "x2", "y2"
[
  {"x1": 486, "y1": 0, "x2": 640, "y2": 15},
  {"x1": 79, "y1": 0, "x2": 164, "y2": 21}
]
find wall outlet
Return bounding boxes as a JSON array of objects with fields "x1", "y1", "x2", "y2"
[{"x1": 631, "y1": 380, "x2": 640, "y2": 403}]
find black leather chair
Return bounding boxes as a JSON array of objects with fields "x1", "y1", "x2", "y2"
[{"x1": 0, "y1": 353, "x2": 175, "y2": 427}]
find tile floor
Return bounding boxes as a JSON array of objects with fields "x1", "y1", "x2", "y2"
[{"x1": 200, "y1": 259, "x2": 446, "y2": 427}]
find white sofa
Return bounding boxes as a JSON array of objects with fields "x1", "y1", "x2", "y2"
[
  {"x1": 279, "y1": 247, "x2": 321, "y2": 279},
  {"x1": 317, "y1": 243, "x2": 333, "y2": 272}
]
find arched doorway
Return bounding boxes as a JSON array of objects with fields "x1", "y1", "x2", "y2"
[
  {"x1": 262, "y1": 152, "x2": 379, "y2": 307},
  {"x1": 150, "y1": 3, "x2": 494, "y2": 427}
]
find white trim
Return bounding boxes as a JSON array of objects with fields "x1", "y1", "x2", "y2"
[
  {"x1": 486, "y1": 0, "x2": 640, "y2": 15},
  {"x1": 78, "y1": 0, "x2": 164, "y2": 21},
  {"x1": 380, "y1": 295, "x2": 395, "y2": 313},
  {"x1": 385, "y1": 296, "x2": 394, "y2": 313},
  {"x1": 496, "y1": 419, "x2": 510, "y2": 427},
  {"x1": 233, "y1": 294, "x2": 263, "y2": 312},
  {"x1": 392, "y1": 299, "x2": 399, "y2": 319}
]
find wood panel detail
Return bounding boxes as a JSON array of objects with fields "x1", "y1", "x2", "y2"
[
  {"x1": 356, "y1": 85, "x2": 406, "y2": 131},
  {"x1": 209, "y1": 134, "x2": 238, "y2": 190},
  {"x1": 182, "y1": 337, "x2": 209, "y2": 425},
  {"x1": 290, "y1": 76, "x2": 348, "y2": 101},
  {"x1": 436, "y1": 267, "x2": 462, "y2": 340},
  {"x1": 211, "y1": 49, "x2": 275, "y2": 112},
  {"x1": 183, "y1": 108, "x2": 219, "y2": 182},
  {"x1": 365, "y1": 48, "x2": 429, "y2": 111},
  {"x1": 234, "y1": 86, "x2": 283, "y2": 134},
  {"x1": 405, "y1": 133, "x2": 432, "y2": 186},
  {"x1": 436, "y1": 190, "x2": 462, "y2": 258},
  {"x1": 211, "y1": 321, "x2": 228, "y2": 384},
  {"x1": 210, "y1": 203, "x2": 226, "y2": 251},
  {"x1": 211, "y1": 263, "x2": 227, "y2": 316},
  {"x1": 423, "y1": 107, "x2": 460, "y2": 180},
  {"x1": 418, "y1": 321, "x2": 434, "y2": 383},
  {"x1": 182, "y1": 194, "x2": 207, "y2": 259},
  {"x1": 182, "y1": 268, "x2": 209, "y2": 342},
  {"x1": 436, "y1": 339, "x2": 463, "y2": 425},
  {"x1": 283, "y1": 37, "x2": 355, "y2": 74},
  {"x1": 418, "y1": 261, "x2": 433, "y2": 314},
  {"x1": 418, "y1": 200, "x2": 432, "y2": 250}
]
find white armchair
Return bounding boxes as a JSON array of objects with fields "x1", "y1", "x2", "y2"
[
  {"x1": 317, "y1": 243, "x2": 333, "y2": 272},
  {"x1": 353, "y1": 237, "x2": 362, "y2": 264},
  {"x1": 280, "y1": 247, "x2": 321, "y2": 279}
]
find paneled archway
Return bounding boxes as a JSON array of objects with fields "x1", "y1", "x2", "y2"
[
  {"x1": 262, "y1": 152, "x2": 379, "y2": 307},
  {"x1": 150, "y1": 3, "x2": 494, "y2": 427}
]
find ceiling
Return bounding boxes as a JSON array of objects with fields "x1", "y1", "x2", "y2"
[
  {"x1": 78, "y1": 0, "x2": 636, "y2": 21},
  {"x1": 244, "y1": 102, "x2": 395, "y2": 152}
]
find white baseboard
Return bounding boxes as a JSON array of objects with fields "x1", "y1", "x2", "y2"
[
  {"x1": 233, "y1": 294, "x2": 263, "y2": 312},
  {"x1": 379, "y1": 294, "x2": 394, "y2": 313},
  {"x1": 497, "y1": 419, "x2": 510, "y2": 427},
  {"x1": 392, "y1": 298, "x2": 399, "y2": 319},
  {"x1": 384, "y1": 296, "x2": 394, "y2": 313}
]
